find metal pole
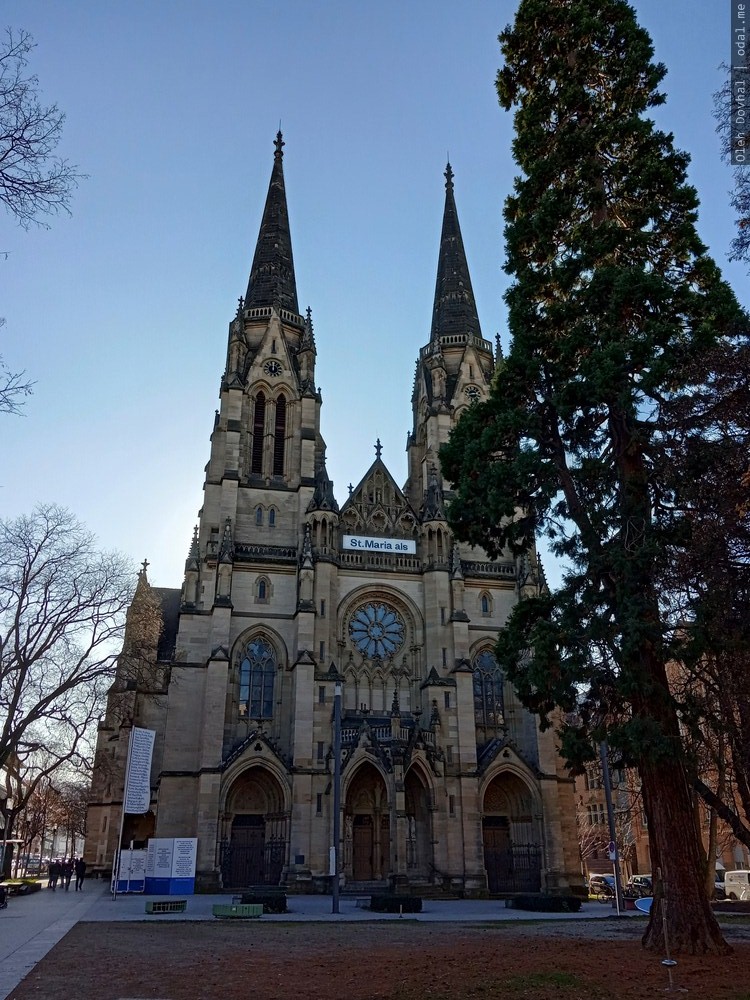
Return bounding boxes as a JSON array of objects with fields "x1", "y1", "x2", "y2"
[
  {"x1": 599, "y1": 740, "x2": 625, "y2": 913},
  {"x1": 332, "y1": 679, "x2": 342, "y2": 914}
]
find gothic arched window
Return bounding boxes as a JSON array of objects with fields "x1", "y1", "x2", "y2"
[
  {"x1": 239, "y1": 636, "x2": 276, "y2": 719},
  {"x1": 273, "y1": 394, "x2": 287, "y2": 477},
  {"x1": 255, "y1": 506, "x2": 263, "y2": 526},
  {"x1": 473, "y1": 649, "x2": 504, "y2": 729},
  {"x1": 480, "y1": 591, "x2": 492, "y2": 616},
  {"x1": 251, "y1": 392, "x2": 266, "y2": 475},
  {"x1": 268, "y1": 508, "x2": 276, "y2": 527}
]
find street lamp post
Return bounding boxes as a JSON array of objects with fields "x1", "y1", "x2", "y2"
[
  {"x1": 332, "y1": 679, "x2": 342, "y2": 914},
  {"x1": 599, "y1": 740, "x2": 625, "y2": 914}
]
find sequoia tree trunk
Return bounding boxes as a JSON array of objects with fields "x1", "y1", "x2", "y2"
[{"x1": 636, "y1": 662, "x2": 730, "y2": 955}]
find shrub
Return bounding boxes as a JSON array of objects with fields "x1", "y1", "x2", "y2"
[
  {"x1": 507, "y1": 894, "x2": 581, "y2": 913},
  {"x1": 239, "y1": 892, "x2": 287, "y2": 913},
  {"x1": 369, "y1": 894, "x2": 422, "y2": 913}
]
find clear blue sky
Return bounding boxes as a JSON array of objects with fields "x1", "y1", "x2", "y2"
[{"x1": 1, "y1": 1, "x2": 745, "y2": 589}]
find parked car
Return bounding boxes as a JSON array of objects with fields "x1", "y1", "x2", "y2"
[
  {"x1": 625, "y1": 874, "x2": 652, "y2": 897},
  {"x1": 724, "y1": 870, "x2": 750, "y2": 900},
  {"x1": 588, "y1": 874, "x2": 616, "y2": 897}
]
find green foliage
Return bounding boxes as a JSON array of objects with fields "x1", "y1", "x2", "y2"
[
  {"x1": 369, "y1": 894, "x2": 423, "y2": 913},
  {"x1": 239, "y1": 891, "x2": 287, "y2": 913},
  {"x1": 442, "y1": 0, "x2": 746, "y2": 774},
  {"x1": 507, "y1": 894, "x2": 582, "y2": 913}
]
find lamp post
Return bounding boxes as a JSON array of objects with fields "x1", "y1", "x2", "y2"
[
  {"x1": 599, "y1": 740, "x2": 625, "y2": 914},
  {"x1": 332, "y1": 679, "x2": 342, "y2": 914},
  {"x1": 1, "y1": 796, "x2": 13, "y2": 878}
]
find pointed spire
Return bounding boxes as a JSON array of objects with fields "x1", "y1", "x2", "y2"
[
  {"x1": 430, "y1": 162, "x2": 482, "y2": 343},
  {"x1": 244, "y1": 131, "x2": 300, "y2": 315},
  {"x1": 306, "y1": 448, "x2": 340, "y2": 513},
  {"x1": 421, "y1": 465, "x2": 446, "y2": 522},
  {"x1": 219, "y1": 518, "x2": 234, "y2": 564},
  {"x1": 451, "y1": 543, "x2": 463, "y2": 580},
  {"x1": 301, "y1": 523, "x2": 314, "y2": 568},
  {"x1": 301, "y1": 306, "x2": 316, "y2": 350},
  {"x1": 184, "y1": 526, "x2": 200, "y2": 572}
]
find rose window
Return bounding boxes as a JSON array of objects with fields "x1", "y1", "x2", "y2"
[{"x1": 349, "y1": 602, "x2": 405, "y2": 658}]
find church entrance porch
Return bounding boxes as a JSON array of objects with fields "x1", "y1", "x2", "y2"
[
  {"x1": 482, "y1": 772, "x2": 542, "y2": 894},
  {"x1": 220, "y1": 766, "x2": 288, "y2": 888},
  {"x1": 344, "y1": 763, "x2": 390, "y2": 882}
]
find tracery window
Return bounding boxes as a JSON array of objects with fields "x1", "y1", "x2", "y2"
[
  {"x1": 349, "y1": 602, "x2": 405, "y2": 659},
  {"x1": 251, "y1": 392, "x2": 266, "y2": 475},
  {"x1": 473, "y1": 649, "x2": 504, "y2": 728},
  {"x1": 239, "y1": 636, "x2": 276, "y2": 718},
  {"x1": 273, "y1": 394, "x2": 286, "y2": 476}
]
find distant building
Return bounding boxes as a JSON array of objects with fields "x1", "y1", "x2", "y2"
[{"x1": 87, "y1": 135, "x2": 583, "y2": 895}]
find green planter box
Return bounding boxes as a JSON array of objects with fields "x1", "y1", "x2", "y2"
[
  {"x1": 145, "y1": 899, "x2": 188, "y2": 914},
  {"x1": 212, "y1": 903, "x2": 263, "y2": 919}
]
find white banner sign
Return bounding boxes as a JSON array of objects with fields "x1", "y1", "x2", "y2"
[
  {"x1": 343, "y1": 534, "x2": 416, "y2": 555},
  {"x1": 123, "y1": 727, "x2": 155, "y2": 814}
]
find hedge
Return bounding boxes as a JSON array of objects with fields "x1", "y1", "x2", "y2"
[
  {"x1": 369, "y1": 894, "x2": 422, "y2": 913},
  {"x1": 507, "y1": 894, "x2": 582, "y2": 913},
  {"x1": 239, "y1": 892, "x2": 287, "y2": 913}
]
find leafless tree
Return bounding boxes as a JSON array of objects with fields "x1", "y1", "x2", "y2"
[
  {"x1": 0, "y1": 28, "x2": 82, "y2": 229},
  {"x1": 0, "y1": 505, "x2": 134, "y2": 842},
  {"x1": 0, "y1": 349, "x2": 34, "y2": 414}
]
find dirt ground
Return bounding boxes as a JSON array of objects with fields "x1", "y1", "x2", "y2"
[{"x1": 8, "y1": 918, "x2": 750, "y2": 1000}]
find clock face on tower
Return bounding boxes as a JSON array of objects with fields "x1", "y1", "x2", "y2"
[
  {"x1": 263, "y1": 360, "x2": 283, "y2": 377},
  {"x1": 464, "y1": 385, "x2": 481, "y2": 402}
]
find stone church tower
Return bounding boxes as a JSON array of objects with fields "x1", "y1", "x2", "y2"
[{"x1": 87, "y1": 134, "x2": 582, "y2": 895}]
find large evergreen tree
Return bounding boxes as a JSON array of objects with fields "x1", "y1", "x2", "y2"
[{"x1": 441, "y1": 0, "x2": 746, "y2": 954}]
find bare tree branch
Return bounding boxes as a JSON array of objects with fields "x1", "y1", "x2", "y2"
[{"x1": 0, "y1": 27, "x2": 83, "y2": 229}]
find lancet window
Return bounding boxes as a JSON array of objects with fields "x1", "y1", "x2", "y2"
[
  {"x1": 239, "y1": 636, "x2": 276, "y2": 718},
  {"x1": 273, "y1": 394, "x2": 286, "y2": 476},
  {"x1": 251, "y1": 392, "x2": 266, "y2": 475},
  {"x1": 473, "y1": 649, "x2": 504, "y2": 729}
]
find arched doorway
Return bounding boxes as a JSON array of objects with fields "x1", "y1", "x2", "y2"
[
  {"x1": 482, "y1": 771, "x2": 541, "y2": 893},
  {"x1": 221, "y1": 766, "x2": 288, "y2": 888},
  {"x1": 344, "y1": 763, "x2": 389, "y2": 882},
  {"x1": 404, "y1": 766, "x2": 432, "y2": 875}
]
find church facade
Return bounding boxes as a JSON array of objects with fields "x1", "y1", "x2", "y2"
[{"x1": 87, "y1": 134, "x2": 583, "y2": 895}]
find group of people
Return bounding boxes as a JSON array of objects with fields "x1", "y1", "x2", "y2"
[{"x1": 47, "y1": 857, "x2": 87, "y2": 891}]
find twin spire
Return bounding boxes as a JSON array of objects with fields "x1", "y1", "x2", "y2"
[
  {"x1": 244, "y1": 130, "x2": 300, "y2": 315},
  {"x1": 430, "y1": 161, "x2": 482, "y2": 343},
  {"x1": 244, "y1": 136, "x2": 481, "y2": 344}
]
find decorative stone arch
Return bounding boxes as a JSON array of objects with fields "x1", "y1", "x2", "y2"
[
  {"x1": 469, "y1": 638, "x2": 526, "y2": 747},
  {"x1": 479, "y1": 762, "x2": 544, "y2": 894},
  {"x1": 337, "y1": 586, "x2": 424, "y2": 712},
  {"x1": 403, "y1": 757, "x2": 437, "y2": 875},
  {"x1": 342, "y1": 757, "x2": 391, "y2": 882},
  {"x1": 219, "y1": 761, "x2": 291, "y2": 888}
]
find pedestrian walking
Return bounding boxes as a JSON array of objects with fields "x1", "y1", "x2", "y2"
[
  {"x1": 74, "y1": 857, "x2": 87, "y2": 891},
  {"x1": 61, "y1": 858, "x2": 73, "y2": 891},
  {"x1": 48, "y1": 859, "x2": 60, "y2": 891}
]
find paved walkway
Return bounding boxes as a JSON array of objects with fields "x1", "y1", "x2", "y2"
[{"x1": 0, "y1": 882, "x2": 632, "y2": 1000}]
